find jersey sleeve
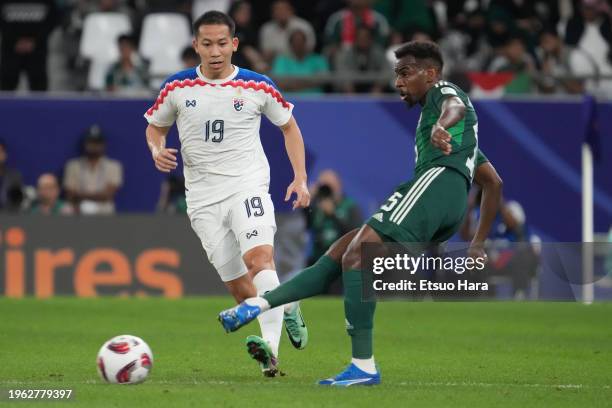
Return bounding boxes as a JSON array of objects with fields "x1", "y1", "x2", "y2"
[
  {"x1": 261, "y1": 76, "x2": 294, "y2": 127},
  {"x1": 144, "y1": 83, "x2": 178, "y2": 127},
  {"x1": 476, "y1": 149, "x2": 489, "y2": 167},
  {"x1": 430, "y1": 84, "x2": 463, "y2": 112}
]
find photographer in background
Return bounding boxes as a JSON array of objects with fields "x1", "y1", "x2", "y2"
[
  {"x1": 307, "y1": 169, "x2": 362, "y2": 265},
  {"x1": 0, "y1": 139, "x2": 23, "y2": 212}
]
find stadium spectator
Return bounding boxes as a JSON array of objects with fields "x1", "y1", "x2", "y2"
[
  {"x1": 0, "y1": 0, "x2": 59, "y2": 91},
  {"x1": 0, "y1": 140, "x2": 24, "y2": 212},
  {"x1": 536, "y1": 29, "x2": 595, "y2": 94},
  {"x1": 485, "y1": 0, "x2": 551, "y2": 50},
  {"x1": 29, "y1": 173, "x2": 73, "y2": 215},
  {"x1": 61, "y1": 0, "x2": 135, "y2": 90},
  {"x1": 438, "y1": 1, "x2": 491, "y2": 73},
  {"x1": 63, "y1": 125, "x2": 123, "y2": 215},
  {"x1": 181, "y1": 46, "x2": 199, "y2": 68},
  {"x1": 192, "y1": 0, "x2": 232, "y2": 20},
  {"x1": 306, "y1": 169, "x2": 361, "y2": 266},
  {"x1": 334, "y1": 26, "x2": 392, "y2": 93},
  {"x1": 105, "y1": 34, "x2": 149, "y2": 95},
  {"x1": 141, "y1": 0, "x2": 190, "y2": 14},
  {"x1": 157, "y1": 175, "x2": 187, "y2": 214},
  {"x1": 259, "y1": 0, "x2": 316, "y2": 63},
  {"x1": 564, "y1": 0, "x2": 612, "y2": 94},
  {"x1": 229, "y1": 1, "x2": 268, "y2": 72},
  {"x1": 375, "y1": 0, "x2": 438, "y2": 40},
  {"x1": 323, "y1": 0, "x2": 390, "y2": 61},
  {"x1": 271, "y1": 28, "x2": 329, "y2": 94},
  {"x1": 487, "y1": 35, "x2": 537, "y2": 94}
]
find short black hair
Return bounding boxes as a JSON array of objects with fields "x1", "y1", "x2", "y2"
[
  {"x1": 117, "y1": 33, "x2": 136, "y2": 46},
  {"x1": 504, "y1": 33, "x2": 525, "y2": 46},
  {"x1": 193, "y1": 10, "x2": 236, "y2": 37},
  {"x1": 181, "y1": 46, "x2": 198, "y2": 61},
  {"x1": 394, "y1": 41, "x2": 443, "y2": 71}
]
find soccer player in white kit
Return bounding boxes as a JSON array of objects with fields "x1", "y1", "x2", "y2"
[{"x1": 144, "y1": 10, "x2": 310, "y2": 377}]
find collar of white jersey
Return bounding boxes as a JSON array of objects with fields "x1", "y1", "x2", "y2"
[{"x1": 196, "y1": 64, "x2": 239, "y2": 84}]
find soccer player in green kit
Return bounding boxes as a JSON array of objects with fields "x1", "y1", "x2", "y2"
[{"x1": 218, "y1": 41, "x2": 503, "y2": 386}]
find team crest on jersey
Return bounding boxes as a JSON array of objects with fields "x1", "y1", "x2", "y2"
[{"x1": 233, "y1": 98, "x2": 244, "y2": 111}]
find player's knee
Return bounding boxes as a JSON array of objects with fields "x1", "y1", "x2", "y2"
[{"x1": 243, "y1": 246, "x2": 275, "y2": 275}]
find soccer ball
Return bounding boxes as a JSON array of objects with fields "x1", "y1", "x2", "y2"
[{"x1": 96, "y1": 335, "x2": 153, "y2": 384}]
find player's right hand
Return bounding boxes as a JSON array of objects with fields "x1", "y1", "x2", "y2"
[
  {"x1": 430, "y1": 124, "x2": 452, "y2": 155},
  {"x1": 152, "y1": 148, "x2": 178, "y2": 173}
]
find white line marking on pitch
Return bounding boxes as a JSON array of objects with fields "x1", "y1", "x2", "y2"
[
  {"x1": 397, "y1": 381, "x2": 611, "y2": 390},
  {"x1": 1, "y1": 380, "x2": 610, "y2": 390}
]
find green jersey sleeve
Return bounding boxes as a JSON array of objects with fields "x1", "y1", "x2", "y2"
[
  {"x1": 429, "y1": 82, "x2": 462, "y2": 111},
  {"x1": 476, "y1": 149, "x2": 489, "y2": 167}
]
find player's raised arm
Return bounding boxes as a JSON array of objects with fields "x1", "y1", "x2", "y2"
[
  {"x1": 430, "y1": 96, "x2": 466, "y2": 155},
  {"x1": 279, "y1": 115, "x2": 310, "y2": 209},
  {"x1": 146, "y1": 124, "x2": 177, "y2": 173},
  {"x1": 469, "y1": 161, "x2": 503, "y2": 260}
]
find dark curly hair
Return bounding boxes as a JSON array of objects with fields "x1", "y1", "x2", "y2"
[{"x1": 394, "y1": 41, "x2": 443, "y2": 71}]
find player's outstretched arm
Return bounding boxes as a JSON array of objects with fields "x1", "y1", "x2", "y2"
[
  {"x1": 470, "y1": 161, "x2": 503, "y2": 260},
  {"x1": 430, "y1": 96, "x2": 466, "y2": 155},
  {"x1": 146, "y1": 124, "x2": 177, "y2": 173},
  {"x1": 279, "y1": 116, "x2": 310, "y2": 209}
]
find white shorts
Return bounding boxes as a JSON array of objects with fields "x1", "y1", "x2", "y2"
[{"x1": 188, "y1": 191, "x2": 276, "y2": 282}]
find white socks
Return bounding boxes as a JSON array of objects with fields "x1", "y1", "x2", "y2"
[
  {"x1": 251, "y1": 269, "x2": 284, "y2": 356},
  {"x1": 352, "y1": 357, "x2": 377, "y2": 375},
  {"x1": 244, "y1": 296, "x2": 296, "y2": 315},
  {"x1": 245, "y1": 296, "x2": 271, "y2": 312}
]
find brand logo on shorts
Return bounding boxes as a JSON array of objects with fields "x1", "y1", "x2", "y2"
[
  {"x1": 185, "y1": 99, "x2": 196, "y2": 107},
  {"x1": 372, "y1": 213, "x2": 384, "y2": 222},
  {"x1": 246, "y1": 230, "x2": 258, "y2": 239},
  {"x1": 233, "y1": 98, "x2": 244, "y2": 111}
]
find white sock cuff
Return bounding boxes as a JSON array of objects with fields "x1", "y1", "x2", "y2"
[
  {"x1": 352, "y1": 357, "x2": 377, "y2": 375},
  {"x1": 252, "y1": 269, "x2": 280, "y2": 295},
  {"x1": 245, "y1": 297, "x2": 271, "y2": 312}
]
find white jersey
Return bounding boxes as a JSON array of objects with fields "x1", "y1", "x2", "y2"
[{"x1": 144, "y1": 65, "x2": 293, "y2": 207}]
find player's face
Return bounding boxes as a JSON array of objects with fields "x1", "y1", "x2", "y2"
[
  {"x1": 193, "y1": 24, "x2": 238, "y2": 78},
  {"x1": 394, "y1": 56, "x2": 436, "y2": 107}
]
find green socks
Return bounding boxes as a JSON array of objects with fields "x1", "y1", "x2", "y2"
[
  {"x1": 261, "y1": 260, "x2": 376, "y2": 359},
  {"x1": 263, "y1": 255, "x2": 341, "y2": 308},
  {"x1": 343, "y1": 269, "x2": 376, "y2": 359}
]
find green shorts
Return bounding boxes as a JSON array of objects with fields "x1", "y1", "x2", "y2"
[{"x1": 367, "y1": 166, "x2": 469, "y2": 244}]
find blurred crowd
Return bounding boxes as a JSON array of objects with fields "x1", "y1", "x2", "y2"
[
  {"x1": 2, "y1": 0, "x2": 612, "y2": 96},
  {"x1": 0, "y1": 126, "x2": 123, "y2": 216}
]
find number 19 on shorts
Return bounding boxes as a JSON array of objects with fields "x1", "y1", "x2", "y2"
[{"x1": 244, "y1": 197, "x2": 264, "y2": 218}]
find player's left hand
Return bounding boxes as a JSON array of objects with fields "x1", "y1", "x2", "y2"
[
  {"x1": 285, "y1": 178, "x2": 311, "y2": 210},
  {"x1": 431, "y1": 124, "x2": 452, "y2": 155},
  {"x1": 467, "y1": 241, "x2": 488, "y2": 264}
]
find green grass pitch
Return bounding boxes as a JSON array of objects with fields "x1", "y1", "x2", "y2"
[{"x1": 0, "y1": 298, "x2": 611, "y2": 407}]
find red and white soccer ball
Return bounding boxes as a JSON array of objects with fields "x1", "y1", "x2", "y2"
[{"x1": 97, "y1": 335, "x2": 153, "y2": 384}]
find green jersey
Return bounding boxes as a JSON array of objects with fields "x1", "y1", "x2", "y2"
[
  {"x1": 414, "y1": 80, "x2": 478, "y2": 182},
  {"x1": 476, "y1": 149, "x2": 488, "y2": 168}
]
